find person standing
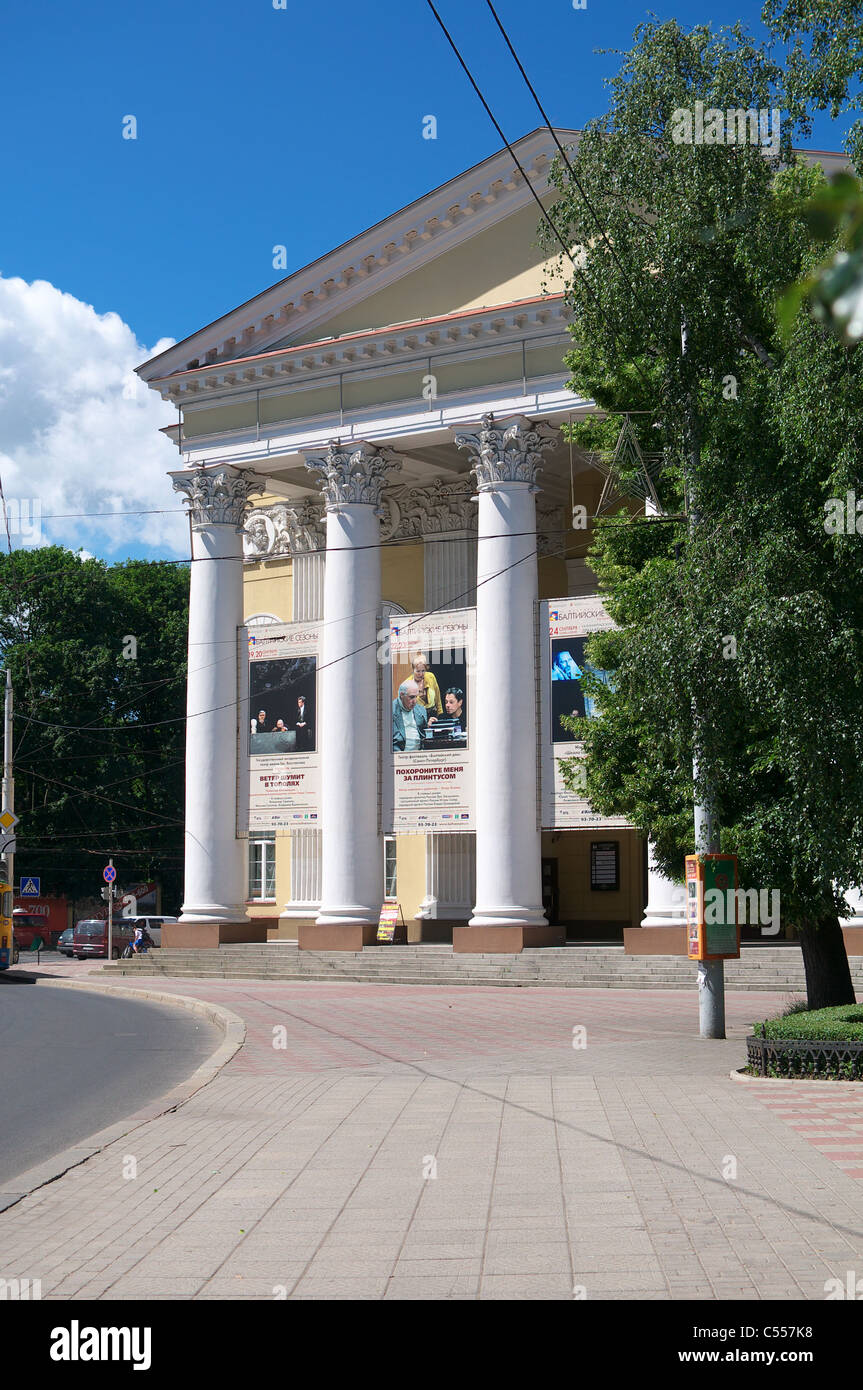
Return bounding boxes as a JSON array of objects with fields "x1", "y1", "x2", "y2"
[
  {"x1": 295, "y1": 694, "x2": 313, "y2": 751},
  {"x1": 411, "y1": 652, "x2": 442, "y2": 720}
]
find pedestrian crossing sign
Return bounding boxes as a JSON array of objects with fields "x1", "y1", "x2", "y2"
[{"x1": 20, "y1": 877, "x2": 40, "y2": 897}]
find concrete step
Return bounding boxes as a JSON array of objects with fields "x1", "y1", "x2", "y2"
[{"x1": 100, "y1": 940, "x2": 845, "y2": 991}]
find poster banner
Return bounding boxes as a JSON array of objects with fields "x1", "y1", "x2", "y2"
[
  {"x1": 539, "y1": 597, "x2": 629, "y2": 830},
  {"x1": 240, "y1": 620, "x2": 321, "y2": 832},
  {"x1": 384, "y1": 609, "x2": 475, "y2": 833}
]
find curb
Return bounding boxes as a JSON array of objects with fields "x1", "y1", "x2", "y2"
[
  {"x1": 731, "y1": 1067, "x2": 863, "y2": 1089},
  {"x1": 0, "y1": 978, "x2": 246, "y2": 1214}
]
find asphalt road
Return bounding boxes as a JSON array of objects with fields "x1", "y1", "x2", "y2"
[{"x1": 0, "y1": 976, "x2": 222, "y2": 1185}]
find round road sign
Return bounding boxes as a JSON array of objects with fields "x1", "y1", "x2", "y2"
[{"x1": 103, "y1": 865, "x2": 117, "y2": 883}]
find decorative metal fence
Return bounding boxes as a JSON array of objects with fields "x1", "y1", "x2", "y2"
[{"x1": 747, "y1": 1030, "x2": 863, "y2": 1079}]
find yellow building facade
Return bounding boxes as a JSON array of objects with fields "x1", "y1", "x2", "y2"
[{"x1": 139, "y1": 128, "x2": 664, "y2": 952}]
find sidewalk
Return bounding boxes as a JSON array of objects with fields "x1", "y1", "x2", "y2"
[{"x1": 3, "y1": 965, "x2": 863, "y2": 1300}]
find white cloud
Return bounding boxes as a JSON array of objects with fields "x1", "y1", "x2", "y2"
[{"x1": 0, "y1": 275, "x2": 186, "y2": 557}]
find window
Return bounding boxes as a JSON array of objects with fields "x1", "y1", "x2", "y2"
[
  {"x1": 384, "y1": 836, "x2": 397, "y2": 898},
  {"x1": 249, "y1": 833, "x2": 276, "y2": 900}
]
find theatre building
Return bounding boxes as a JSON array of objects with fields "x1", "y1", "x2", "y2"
[{"x1": 137, "y1": 127, "x2": 693, "y2": 953}]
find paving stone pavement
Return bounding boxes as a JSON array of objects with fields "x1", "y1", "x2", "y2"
[{"x1": 4, "y1": 967, "x2": 863, "y2": 1301}]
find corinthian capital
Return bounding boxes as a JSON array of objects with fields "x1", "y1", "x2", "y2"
[
  {"x1": 172, "y1": 467, "x2": 262, "y2": 531},
  {"x1": 455, "y1": 413, "x2": 557, "y2": 492},
  {"x1": 303, "y1": 440, "x2": 401, "y2": 511}
]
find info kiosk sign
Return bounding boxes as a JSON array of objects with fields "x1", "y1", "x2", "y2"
[{"x1": 685, "y1": 853, "x2": 741, "y2": 961}]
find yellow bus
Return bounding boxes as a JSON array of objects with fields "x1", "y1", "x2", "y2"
[{"x1": 0, "y1": 880, "x2": 16, "y2": 970}]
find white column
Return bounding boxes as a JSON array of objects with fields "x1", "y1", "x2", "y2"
[
  {"x1": 455, "y1": 414, "x2": 556, "y2": 930},
  {"x1": 306, "y1": 441, "x2": 399, "y2": 930},
  {"x1": 640, "y1": 840, "x2": 686, "y2": 928},
  {"x1": 172, "y1": 467, "x2": 260, "y2": 923},
  {"x1": 840, "y1": 885, "x2": 863, "y2": 928}
]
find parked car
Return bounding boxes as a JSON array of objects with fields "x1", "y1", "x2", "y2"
[
  {"x1": 57, "y1": 927, "x2": 75, "y2": 957},
  {"x1": 73, "y1": 918, "x2": 136, "y2": 960}
]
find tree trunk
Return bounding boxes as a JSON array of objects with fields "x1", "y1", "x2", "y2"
[{"x1": 797, "y1": 912, "x2": 856, "y2": 1010}]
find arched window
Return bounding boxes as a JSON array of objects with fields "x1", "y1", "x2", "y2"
[{"x1": 246, "y1": 613, "x2": 283, "y2": 627}]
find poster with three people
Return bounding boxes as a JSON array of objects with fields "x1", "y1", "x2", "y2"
[{"x1": 385, "y1": 609, "x2": 476, "y2": 832}]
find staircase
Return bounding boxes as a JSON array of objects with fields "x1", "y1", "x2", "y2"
[{"x1": 101, "y1": 942, "x2": 861, "y2": 992}]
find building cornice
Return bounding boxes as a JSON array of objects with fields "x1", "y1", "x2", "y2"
[
  {"x1": 150, "y1": 297, "x2": 571, "y2": 405},
  {"x1": 136, "y1": 128, "x2": 579, "y2": 383}
]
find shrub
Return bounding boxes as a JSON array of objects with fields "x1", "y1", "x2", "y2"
[{"x1": 752, "y1": 1005, "x2": 863, "y2": 1041}]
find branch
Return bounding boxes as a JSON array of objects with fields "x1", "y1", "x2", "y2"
[{"x1": 737, "y1": 326, "x2": 777, "y2": 369}]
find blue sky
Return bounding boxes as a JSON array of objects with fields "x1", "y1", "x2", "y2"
[{"x1": 0, "y1": 0, "x2": 857, "y2": 561}]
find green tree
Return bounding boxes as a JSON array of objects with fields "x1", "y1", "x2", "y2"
[
  {"x1": 542, "y1": 19, "x2": 863, "y2": 1007},
  {"x1": 766, "y1": 1, "x2": 863, "y2": 338},
  {"x1": 0, "y1": 547, "x2": 188, "y2": 910}
]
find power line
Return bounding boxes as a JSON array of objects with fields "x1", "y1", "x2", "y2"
[
  {"x1": 424, "y1": 0, "x2": 657, "y2": 401},
  {"x1": 484, "y1": 0, "x2": 653, "y2": 326},
  {"x1": 12, "y1": 539, "x2": 549, "y2": 735},
  {"x1": 10, "y1": 506, "x2": 688, "y2": 743}
]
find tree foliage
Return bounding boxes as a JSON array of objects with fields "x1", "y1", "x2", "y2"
[
  {"x1": 542, "y1": 19, "x2": 863, "y2": 1005},
  {"x1": 0, "y1": 548, "x2": 188, "y2": 906}
]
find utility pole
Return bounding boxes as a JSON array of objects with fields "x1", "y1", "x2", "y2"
[
  {"x1": 682, "y1": 318, "x2": 726, "y2": 1039},
  {"x1": 2, "y1": 669, "x2": 14, "y2": 892},
  {"x1": 107, "y1": 857, "x2": 114, "y2": 962}
]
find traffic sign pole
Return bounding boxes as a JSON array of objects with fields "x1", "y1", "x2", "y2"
[
  {"x1": 107, "y1": 860, "x2": 114, "y2": 961},
  {"x1": 2, "y1": 670, "x2": 13, "y2": 895}
]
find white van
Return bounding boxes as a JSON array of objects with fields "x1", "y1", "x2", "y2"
[{"x1": 120, "y1": 916, "x2": 178, "y2": 949}]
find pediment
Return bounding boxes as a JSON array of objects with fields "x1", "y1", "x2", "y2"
[{"x1": 138, "y1": 127, "x2": 580, "y2": 385}]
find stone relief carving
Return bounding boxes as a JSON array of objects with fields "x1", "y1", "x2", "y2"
[
  {"x1": 243, "y1": 500, "x2": 325, "y2": 558},
  {"x1": 380, "y1": 477, "x2": 477, "y2": 542}
]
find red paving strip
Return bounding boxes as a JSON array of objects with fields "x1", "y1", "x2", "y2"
[{"x1": 744, "y1": 1083, "x2": 863, "y2": 1181}]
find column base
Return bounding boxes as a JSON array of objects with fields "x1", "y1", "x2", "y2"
[
  {"x1": 468, "y1": 906, "x2": 548, "y2": 928},
  {"x1": 163, "y1": 919, "x2": 266, "y2": 949},
  {"x1": 179, "y1": 905, "x2": 249, "y2": 924},
  {"x1": 639, "y1": 912, "x2": 686, "y2": 928},
  {"x1": 299, "y1": 921, "x2": 379, "y2": 951},
  {"x1": 453, "y1": 925, "x2": 564, "y2": 953}
]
